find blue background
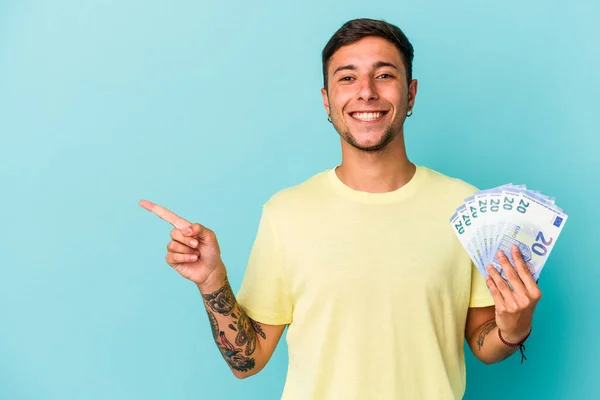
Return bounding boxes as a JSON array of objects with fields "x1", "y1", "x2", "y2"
[{"x1": 1, "y1": 0, "x2": 598, "y2": 398}]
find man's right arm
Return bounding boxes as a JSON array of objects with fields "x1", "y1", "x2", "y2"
[
  {"x1": 138, "y1": 200, "x2": 286, "y2": 379},
  {"x1": 198, "y1": 270, "x2": 286, "y2": 379}
]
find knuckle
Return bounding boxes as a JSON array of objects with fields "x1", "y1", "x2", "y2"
[{"x1": 191, "y1": 223, "x2": 203, "y2": 234}]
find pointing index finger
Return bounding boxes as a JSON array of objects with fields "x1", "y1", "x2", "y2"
[{"x1": 139, "y1": 199, "x2": 191, "y2": 230}]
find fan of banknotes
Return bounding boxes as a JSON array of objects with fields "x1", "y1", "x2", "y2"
[{"x1": 450, "y1": 184, "x2": 568, "y2": 282}]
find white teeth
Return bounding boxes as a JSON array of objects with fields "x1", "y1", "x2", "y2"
[{"x1": 352, "y1": 112, "x2": 384, "y2": 121}]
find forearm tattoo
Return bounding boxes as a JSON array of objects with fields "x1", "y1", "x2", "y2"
[
  {"x1": 207, "y1": 309, "x2": 219, "y2": 341},
  {"x1": 477, "y1": 320, "x2": 497, "y2": 351},
  {"x1": 251, "y1": 319, "x2": 267, "y2": 340},
  {"x1": 203, "y1": 280, "x2": 236, "y2": 316},
  {"x1": 203, "y1": 279, "x2": 267, "y2": 372}
]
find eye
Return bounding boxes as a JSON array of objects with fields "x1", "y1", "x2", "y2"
[
  {"x1": 339, "y1": 76, "x2": 355, "y2": 82},
  {"x1": 377, "y1": 73, "x2": 394, "y2": 79}
]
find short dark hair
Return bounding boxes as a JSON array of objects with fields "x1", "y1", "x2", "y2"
[{"x1": 321, "y1": 18, "x2": 414, "y2": 91}]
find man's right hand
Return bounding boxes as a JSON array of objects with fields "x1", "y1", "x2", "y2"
[{"x1": 139, "y1": 199, "x2": 226, "y2": 287}]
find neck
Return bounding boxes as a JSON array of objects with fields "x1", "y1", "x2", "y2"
[{"x1": 335, "y1": 133, "x2": 415, "y2": 193}]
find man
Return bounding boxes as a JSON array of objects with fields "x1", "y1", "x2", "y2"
[{"x1": 140, "y1": 18, "x2": 541, "y2": 399}]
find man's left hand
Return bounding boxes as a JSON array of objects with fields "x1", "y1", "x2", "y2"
[{"x1": 485, "y1": 245, "x2": 542, "y2": 343}]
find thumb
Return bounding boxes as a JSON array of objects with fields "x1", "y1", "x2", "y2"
[{"x1": 183, "y1": 223, "x2": 217, "y2": 243}]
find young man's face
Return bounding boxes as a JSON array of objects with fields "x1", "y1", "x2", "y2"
[{"x1": 321, "y1": 36, "x2": 417, "y2": 152}]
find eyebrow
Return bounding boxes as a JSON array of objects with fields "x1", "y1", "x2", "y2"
[{"x1": 333, "y1": 61, "x2": 399, "y2": 76}]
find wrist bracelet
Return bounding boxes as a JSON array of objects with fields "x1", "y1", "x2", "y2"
[
  {"x1": 498, "y1": 327, "x2": 532, "y2": 347},
  {"x1": 498, "y1": 327, "x2": 532, "y2": 364}
]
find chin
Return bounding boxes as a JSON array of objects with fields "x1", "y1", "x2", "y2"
[
  {"x1": 344, "y1": 129, "x2": 397, "y2": 152},
  {"x1": 347, "y1": 137, "x2": 391, "y2": 152}
]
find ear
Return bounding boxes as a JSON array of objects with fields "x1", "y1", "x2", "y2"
[
  {"x1": 321, "y1": 88, "x2": 330, "y2": 116},
  {"x1": 408, "y1": 79, "x2": 418, "y2": 110}
]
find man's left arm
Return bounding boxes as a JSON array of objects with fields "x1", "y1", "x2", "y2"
[{"x1": 465, "y1": 245, "x2": 542, "y2": 364}]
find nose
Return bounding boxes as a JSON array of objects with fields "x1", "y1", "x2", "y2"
[{"x1": 356, "y1": 76, "x2": 379, "y2": 101}]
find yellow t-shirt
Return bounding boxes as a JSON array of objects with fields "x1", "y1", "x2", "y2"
[{"x1": 236, "y1": 165, "x2": 494, "y2": 400}]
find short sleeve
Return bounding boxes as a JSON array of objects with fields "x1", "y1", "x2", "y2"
[
  {"x1": 468, "y1": 262, "x2": 495, "y2": 308},
  {"x1": 236, "y1": 205, "x2": 293, "y2": 325}
]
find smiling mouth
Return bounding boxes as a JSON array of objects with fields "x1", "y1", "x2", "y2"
[{"x1": 349, "y1": 111, "x2": 389, "y2": 122}]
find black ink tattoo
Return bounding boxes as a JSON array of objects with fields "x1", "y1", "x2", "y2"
[
  {"x1": 203, "y1": 280, "x2": 270, "y2": 373},
  {"x1": 251, "y1": 319, "x2": 266, "y2": 340},
  {"x1": 206, "y1": 307, "x2": 256, "y2": 372},
  {"x1": 217, "y1": 331, "x2": 256, "y2": 372},
  {"x1": 477, "y1": 320, "x2": 497, "y2": 351},
  {"x1": 207, "y1": 309, "x2": 219, "y2": 341},
  {"x1": 202, "y1": 279, "x2": 235, "y2": 316}
]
